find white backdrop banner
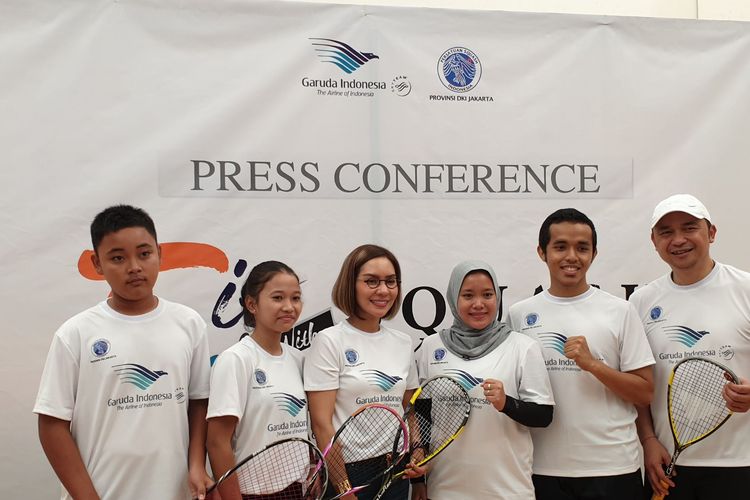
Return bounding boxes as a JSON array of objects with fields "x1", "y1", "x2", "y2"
[{"x1": 2, "y1": 0, "x2": 750, "y2": 496}]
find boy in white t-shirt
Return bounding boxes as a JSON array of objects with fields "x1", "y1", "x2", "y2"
[
  {"x1": 630, "y1": 194, "x2": 750, "y2": 499},
  {"x1": 34, "y1": 205, "x2": 212, "y2": 500},
  {"x1": 508, "y1": 208, "x2": 654, "y2": 500}
]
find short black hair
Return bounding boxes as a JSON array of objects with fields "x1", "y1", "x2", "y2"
[
  {"x1": 538, "y1": 208, "x2": 597, "y2": 253},
  {"x1": 90, "y1": 205, "x2": 157, "y2": 253},
  {"x1": 240, "y1": 261, "x2": 300, "y2": 328}
]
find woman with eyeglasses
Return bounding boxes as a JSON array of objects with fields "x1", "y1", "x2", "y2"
[{"x1": 305, "y1": 244, "x2": 420, "y2": 500}]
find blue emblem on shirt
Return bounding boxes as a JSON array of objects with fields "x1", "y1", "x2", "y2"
[
  {"x1": 91, "y1": 339, "x2": 110, "y2": 357},
  {"x1": 344, "y1": 349, "x2": 359, "y2": 364},
  {"x1": 650, "y1": 306, "x2": 662, "y2": 320},
  {"x1": 433, "y1": 348, "x2": 446, "y2": 361},
  {"x1": 254, "y1": 369, "x2": 268, "y2": 385},
  {"x1": 525, "y1": 313, "x2": 539, "y2": 326}
]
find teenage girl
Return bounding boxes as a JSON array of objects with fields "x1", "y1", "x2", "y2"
[{"x1": 207, "y1": 261, "x2": 306, "y2": 499}]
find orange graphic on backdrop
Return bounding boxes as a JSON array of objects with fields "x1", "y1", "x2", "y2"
[{"x1": 78, "y1": 242, "x2": 229, "y2": 280}]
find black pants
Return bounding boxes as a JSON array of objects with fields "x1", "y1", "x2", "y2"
[
  {"x1": 533, "y1": 470, "x2": 643, "y2": 500},
  {"x1": 323, "y1": 455, "x2": 408, "y2": 500},
  {"x1": 642, "y1": 465, "x2": 750, "y2": 500},
  {"x1": 242, "y1": 481, "x2": 303, "y2": 499}
]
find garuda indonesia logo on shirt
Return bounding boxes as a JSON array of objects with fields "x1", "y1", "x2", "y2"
[
  {"x1": 443, "y1": 369, "x2": 483, "y2": 391},
  {"x1": 537, "y1": 332, "x2": 567, "y2": 355},
  {"x1": 310, "y1": 38, "x2": 379, "y2": 74},
  {"x1": 664, "y1": 326, "x2": 710, "y2": 348},
  {"x1": 361, "y1": 370, "x2": 403, "y2": 391},
  {"x1": 272, "y1": 393, "x2": 307, "y2": 417},
  {"x1": 113, "y1": 363, "x2": 167, "y2": 390}
]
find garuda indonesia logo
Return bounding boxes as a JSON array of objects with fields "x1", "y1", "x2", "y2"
[
  {"x1": 113, "y1": 363, "x2": 167, "y2": 390},
  {"x1": 443, "y1": 369, "x2": 483, "y2": 391},
  {"x1": 537, "y1": 332, "x2": 567, "y2": 355},
  {"x1": 272, "y1": 393, "x2": 307, "y2": 417},
  {"x1": 665, "y1": 326, "x2": 709, "y2": 348},
  {"x1": 310, "y1": 38, "x2": 379, "y2": 74},
  {"x1": 361, "y1": 370, "x2": 402, "y2": 391}
]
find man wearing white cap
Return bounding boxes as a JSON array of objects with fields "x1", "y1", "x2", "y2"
[{"x1": 630, "y1": 194, "x2": 750, "y2": 499}]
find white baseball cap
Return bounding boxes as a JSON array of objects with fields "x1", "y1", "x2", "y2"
[{"x1": 651, "y1": 194, "x2": 712, "y2": 228}]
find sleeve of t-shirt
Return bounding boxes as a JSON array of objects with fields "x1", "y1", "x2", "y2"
[
  {"x1": 518, "y1": 340, "x2": 555, "y2": 405},
  {"x1": 33, "y1": 326, "x2": 79, "y2": 420},
  {"x1": 627, "y1": 288, "x2": 651, "y2": 329},
  {"x1": 188, "y1": 315, "x2": 211, "y2": 399},
  {"x1": 619, "y1": 302, "x2": 656, "y2": 372},
  {"x1": 303, "y1": 330, "x2": 341, "y2": 391},
  {"x1": 207, "y1": 348, "x2": 249, "y2": 420},
  {"x1": 627, "y1": 287, "x2": 643, "y2": 313}
]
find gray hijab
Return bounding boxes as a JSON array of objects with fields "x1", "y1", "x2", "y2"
[{"x1": 439, "y1": 260, "x2": 512, "y2": 360}]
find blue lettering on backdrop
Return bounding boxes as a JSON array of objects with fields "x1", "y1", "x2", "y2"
[{"x1": 211, "y1": 259, "x2": 247, "y2": 328}]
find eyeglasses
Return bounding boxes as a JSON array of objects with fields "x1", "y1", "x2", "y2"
[{"x1": 360, "y1": 277, "x2": 400, "y2": 289}]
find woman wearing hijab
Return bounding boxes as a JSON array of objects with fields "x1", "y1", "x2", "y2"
[{"x1": 413, "y1": 260, "x2": 554, "y2": 500}]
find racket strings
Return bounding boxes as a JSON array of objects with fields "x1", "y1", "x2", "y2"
[
  {"x1": 335, "y1": 409, "x2": 406, "y2": 461},
  {"x1": 234, "y1": 440, "x2": 325, "y2": 499},
  {"x1": 410, "y1": 378, "x2": 470, "y2": 457},
  {"x1": 326, "y1": 406, "x2": 408, "y2": 494},
  {"x1": 669, "y1": 360, "x2": 731, "y2": 446}
]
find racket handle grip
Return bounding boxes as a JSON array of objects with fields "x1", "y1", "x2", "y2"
[{"x1": 651, "y1": 479, "x2": 669, "y2": 500}]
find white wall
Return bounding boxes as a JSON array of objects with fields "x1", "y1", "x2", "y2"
[{"x1": 295, "y1": 0, "x2": 750, "y2": 21}]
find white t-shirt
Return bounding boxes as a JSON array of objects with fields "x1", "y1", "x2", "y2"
[
  {"x1": 34, "y1": 299, "x2": 211, "y2": 500},
  {"x1": 207, "y1": 336, "x2": 307, "y2": 475},
  {"x1": 414, "y1": 332, "x2": 553, "y2": 500},
  {"x1": 508, "y1": 287, "x2": 654, "y2": 477},
  {"x1": 304, "y1": 321, "x2": 418, "y2": 436},
  {"x1": 629, "y1": 262, "x2": 750, "y2": 466}
]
